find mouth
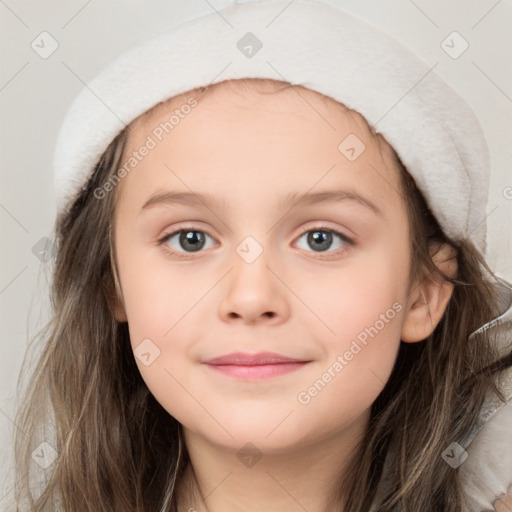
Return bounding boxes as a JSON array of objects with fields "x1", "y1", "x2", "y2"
[{"x1": 202, "y1": 351, "x2": 311, "y2": 380}]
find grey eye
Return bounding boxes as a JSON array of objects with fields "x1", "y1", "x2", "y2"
[
  {"x1": 295, "y1": 229, "x2": 350, "y2": 252},
  {"x1": 163, "y1": 230, "x2": 215, "y2": 253}
]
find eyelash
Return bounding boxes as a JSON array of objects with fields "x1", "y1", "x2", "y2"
[{"x1": 157, "y1": 224, "x2": 354, "y2": 259}]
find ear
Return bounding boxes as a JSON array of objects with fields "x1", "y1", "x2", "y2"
[
  {"x1": 111, "y1": 296, "x2": 128, "y2": 323},
  {"x1": 106, "y1": 277, "x2": 128, "y2": 323},
  {"x1": 106, "y1": 240, "x2": 128, "y2": 322},
  {"x1": 401, "y1": 243, "x2": 458, "y2": 343}
]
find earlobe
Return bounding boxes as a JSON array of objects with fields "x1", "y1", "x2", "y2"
[
  {"x1": 111, "y1": 298, "x2": 128, "y2": 323},
  {"x1": 106, "y1": 279, "x2": 128, "y2": 323},
  {"x1": 401, "y1": 243, "x2": 457, "y2": 343}
]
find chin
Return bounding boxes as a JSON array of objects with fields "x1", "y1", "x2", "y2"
[{"x1": 191, "y1": 412, "x2": 309, "y2": 454}]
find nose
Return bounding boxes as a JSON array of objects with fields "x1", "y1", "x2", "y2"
[{"x1": 218, "y1": 245, "x2": 290, "y2": 325}]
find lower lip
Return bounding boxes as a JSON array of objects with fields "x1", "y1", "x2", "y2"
[{"x1": 204, "y1": 362, "x2": 309, "y2": 379}]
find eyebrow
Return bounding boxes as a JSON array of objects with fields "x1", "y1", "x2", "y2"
[{"x1": 140, "y1": 189, "x2": 383, "y2": 217}]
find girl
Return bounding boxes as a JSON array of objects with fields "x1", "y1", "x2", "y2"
[{"x1": 12, "y1": 1, "x2": 512, "y2": 511}]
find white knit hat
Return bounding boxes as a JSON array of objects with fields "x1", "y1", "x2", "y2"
[{"x1": 53, "y1": 0, "x2": 490, "y2": 255}]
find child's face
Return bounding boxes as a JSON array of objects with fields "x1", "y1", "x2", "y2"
[{"x1": 112, "y1": 81, "x2": 412, "y2": 454}]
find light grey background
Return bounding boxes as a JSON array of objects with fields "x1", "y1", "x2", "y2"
[{"x1": 1, "y1": 0, "x2": 511, "y2": 508}]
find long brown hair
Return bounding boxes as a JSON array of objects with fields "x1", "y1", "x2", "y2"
[{"x1": 13, "y1": 79, "x2": 512, "y2": 511}]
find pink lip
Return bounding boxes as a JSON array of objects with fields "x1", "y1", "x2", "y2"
[{"x1": 202, "y1": 352, "x2": 311, "y2": 379}]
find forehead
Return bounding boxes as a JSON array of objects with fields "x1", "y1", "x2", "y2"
[
  {"x1": 117, "y1": 79, "x2": 403, "y2": 214},
  {"x1": 131, "y1": 78, "x2": 374, "y2": 138}
]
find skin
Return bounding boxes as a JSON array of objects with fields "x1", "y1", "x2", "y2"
[
  {"x1": 110, "y1": 79, "x2": 457, "y2": 512},
  {"x1": 494, "y1": 485, "x2": 512, "y2": 512}
]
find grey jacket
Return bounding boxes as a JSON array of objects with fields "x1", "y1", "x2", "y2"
[{"x1": 370, "y1": 277, "x2": 512, "y2": 512}]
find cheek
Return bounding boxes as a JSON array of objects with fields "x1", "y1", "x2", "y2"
[
  {"x1": 295, "y1": 245, "x2": 408, "y2": 347},
  {"x1": 291, "y1": 247, "x2": 406, "y2": 411},
  {"x1": 120, "y1": 265, "x2": 197, "y2": 419},
  {"x1": 118, "y1": 242, "x2": 198, "y2": 342},
  {"x1": 117, "y1": 249, "x2": 214, "y2": 399},
  {"x1": 293, "y1": 291, "x2": 404, "y2": 441}
]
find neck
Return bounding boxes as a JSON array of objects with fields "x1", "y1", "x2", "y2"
[{"x1": 175, "y1": 412, "x2": 368, "y2": 512}]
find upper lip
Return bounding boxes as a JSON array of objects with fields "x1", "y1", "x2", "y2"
[{"x1": 203, "y1": 352, "x2": 309, "y2": 366}]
